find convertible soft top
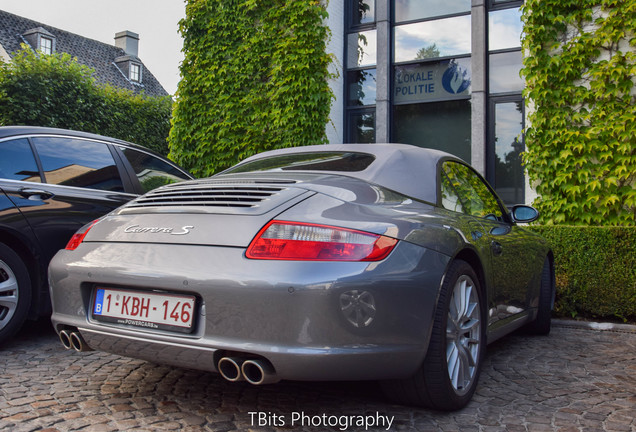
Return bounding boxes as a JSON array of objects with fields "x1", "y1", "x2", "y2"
[{"x1": 233, "y1": 143, "x2": 462, "y2": 204}]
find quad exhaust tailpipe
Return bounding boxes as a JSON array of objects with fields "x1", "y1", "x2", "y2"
[
  {"x1": 217, "y1": 357, "x2": 245, "y2": 382},
  {"x1": 217, "y1": 356, "x2": 279, "y2": 385},
  {"x1": 59, "y1": 329, "x2": 93, "y2": 352}
]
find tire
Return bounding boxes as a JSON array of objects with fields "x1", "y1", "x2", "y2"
[
  {"x1": 0, "y1": 243, "x2": 32, "y2": 345},
  {"x1": 382, "y1": 259, "x2": 485, "y2": 410},
  {"x1": 525, "y1": 257, "x2": 554, "y2": 335}
]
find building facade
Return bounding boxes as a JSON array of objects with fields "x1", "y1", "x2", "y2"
[
  {"x1": 326, "y1": 0, "x2": 529, "y2": 205},
  {"x1": 0, "y1": 10, "x2": 168, "y2": 97}
]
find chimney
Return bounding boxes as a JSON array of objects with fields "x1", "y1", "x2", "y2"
[{"x1": 114, "y1": 30, "x2": 139, "y2": 57}]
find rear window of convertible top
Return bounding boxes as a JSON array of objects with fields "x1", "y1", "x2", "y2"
[{"x1": 225, "y1": 152, "x2": 376, "y2": 173}]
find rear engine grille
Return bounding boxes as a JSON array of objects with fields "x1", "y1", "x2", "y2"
[{"x1": 126, "y1": 184, "x2": 286, "y2": 209}]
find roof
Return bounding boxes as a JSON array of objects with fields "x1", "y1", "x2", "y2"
[
  {"x1": 0, "y1": 9, "x2": 169, "y2": 97},
  {"x1": 233, "y1": 143, "x2": 462, "y2": 204},
  {"x1": 0, "y1": 125, "x2": 162, "y2": 157}
]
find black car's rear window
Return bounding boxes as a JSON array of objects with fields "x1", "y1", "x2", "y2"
[{"x1": 226, "y1": 152, "x2": 375, "y2": 174}]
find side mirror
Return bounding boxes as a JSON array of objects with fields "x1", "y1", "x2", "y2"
[{"x1": 511, "y1": 205, "x2": 539, "y2": 223}]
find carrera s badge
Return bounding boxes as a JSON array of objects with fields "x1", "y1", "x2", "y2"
[{"x1": 124, "y1": 225, "x2": 194, "y2": 235}]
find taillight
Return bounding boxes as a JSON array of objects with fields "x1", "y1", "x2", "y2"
[
  {"x1": 65, "y1": 219, "x2": 99, "y2": 251},
  {"x1": 246, "y1": 221, "x2": 398, "y2": 261}
]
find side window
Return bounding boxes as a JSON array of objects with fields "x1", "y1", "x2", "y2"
[
  {"x1": 32, "y1": 137, "x2": 124, "y2": 192},
  {"x1": 0, "y1": 138, "x2": 41, "y2": 182},
  {"x1": 440, "y1": 168, "x2": 464, "y2": 213},
  {"x1": 120, "y1": 147, "x2": 190, "y2": 193},
  {"x1": 441, "y1": 161, "x2": 503, "y2": 220}
]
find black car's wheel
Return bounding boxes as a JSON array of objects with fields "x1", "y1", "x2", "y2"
[
  {"x1": 382, "y1": 259, "x2": 485, "y2": 410},
  {"x1": 524, "y1": 257, "x2": 554, "y2": 335},
  {"x1": 0, "y1": 243, "x2": 32, "y2": 344}
]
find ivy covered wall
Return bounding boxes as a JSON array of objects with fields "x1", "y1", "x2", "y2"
[
  {"x1": 169, "y1": 0, "x2": 334, "y2": 177},
  {"x1": 521, "y1": 0, "x2": 635, "y2": 226}
]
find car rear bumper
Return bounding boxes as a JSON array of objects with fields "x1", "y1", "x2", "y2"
[{"x1": 49, "y1": 240, "x2": 449, "y2": 381}]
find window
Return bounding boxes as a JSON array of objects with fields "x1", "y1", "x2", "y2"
[
  {"x1": 394, "y1": 99, "x2": 472, "y2": 162},
  {"x1": 130, "y1": 63, "x2": 141, "y2": 82},
  {"x1": 0, "y1": 139, "x2": 41, "y2": 182},
  {"x1": 40, "y1": 36, "x2": 53, "y2": 55},
  {"x1": 488, "y1": 8, "x2": 522, "y2": 51},
  {"x1": 347, "y1": 69, "x2": 377, "y2": 106},
  {"x1": 394, "y1": 15, "x2": 472, "y2": 63},
  {"x1": 490, "y1": 100, "x2": 525, "y2": 204},
  {"x1": 347, "y1": 30, "x2": 377, "y2": 68},
  {"x1": 441, "y1": 161, "x2": 503, "y2": 220},
  {"x1": 120, "y1": 147, "x2": 190, "y2": 193},
  {"x1": 226, "y1": 152, "x2": 376, "y2": 174},
  {"x1": 351, "y1": 0, "x2": 375, "y2": 26},
  {"x1": 489, "y1": 51, "x2": 523, "y2": 93},
  {"x1": 348, "y1": 110, "x2": 376, "y2": 143},
  {"x1": 32, "y1": 137, "x2": 124, "y2": 192},
  {"x1": 394, "y1": 0, "x2": 471, "y2": 23}
]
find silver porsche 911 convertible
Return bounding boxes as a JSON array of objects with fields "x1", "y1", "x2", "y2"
[{"x1": 49, "y1": 143, "x2": 554, "y2": 410}]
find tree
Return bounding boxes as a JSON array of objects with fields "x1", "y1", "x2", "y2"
[
  {"x1": 169, "y1": 0, "x2": 334, "y2": 177},
  {"x1": 415, "y1": 43, "x2": 441, "y2": 60}
]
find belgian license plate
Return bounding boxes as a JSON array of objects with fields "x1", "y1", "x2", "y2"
[{"x1": 92, "y1": 287, "x2": 196, "y2": 333}]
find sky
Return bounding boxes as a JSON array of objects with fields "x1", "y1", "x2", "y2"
[{"x1": 0, "y1": 0, "x2": 186, "y2": 95}]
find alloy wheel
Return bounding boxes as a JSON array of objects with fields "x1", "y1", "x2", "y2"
[
  {"x1": 0, "y1": 259, "x2": 19, "y2": 330},
  {"x1": 445, "y1": 274, "x2": 481, "y2": 395}
]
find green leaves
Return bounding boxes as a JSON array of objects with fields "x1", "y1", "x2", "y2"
[
  {"x1": 522, "y1": 0, "x2": 636, "y2": 226},
  {"x1": 529, "y1": 225, "x2": 636, "y2": 321},
  {"x1": 0, "y1": 46, "x2": 173, "y2": 155},
  {"x1": 168, "y1": 0, "x2": 334, "y2": 177}
]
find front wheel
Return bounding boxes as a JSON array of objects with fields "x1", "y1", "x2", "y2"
[
  {"x1": 382, "y1": 259, "x2": 485, "y2": 410},
  {"x1": 0, "y1": 243, "x2": 32, "y2": 345}
]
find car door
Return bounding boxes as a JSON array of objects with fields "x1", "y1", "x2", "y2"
[
  {"x1": 0, "y1": 137, "x2": 43, "y2": 246},
  {"x1": 440, "y1": 160, "x2": 534, "y2": 326},
  {"x1": 3, "y1": 135, "x2": 136, "y2": 262}
]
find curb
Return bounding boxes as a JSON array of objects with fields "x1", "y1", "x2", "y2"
[{"x1": 552, "y1": 318, "x2": 636, "y2": 334}]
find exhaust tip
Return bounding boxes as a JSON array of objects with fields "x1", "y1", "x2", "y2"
[
  {"x1": 217, "y1": 357, "x2": 245, "y2": 382},
  {"x1": 241, "y1": 359, "x2": 279, "y2": 385},
  {"x1": 70, "y1": 332, "x2": 84, "y2": 352},
  {"x1": 59, "y1": 329, "x2": 72, "y2": 350}
]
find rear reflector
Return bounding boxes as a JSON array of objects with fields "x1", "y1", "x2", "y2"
[
  {"x1": 246, "y1": 221, "x2": 397, "y2": 261},
  {"x1": 65, "y1": 219, "x2": 99, "y2": 251}
]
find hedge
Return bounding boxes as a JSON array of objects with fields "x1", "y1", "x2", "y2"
[
  {"x1": 529, "y1": 226, "x2": 636, "y2": 322},
  {"x1": 0, "y1": 47, "x2": 173, "y2": 156}
]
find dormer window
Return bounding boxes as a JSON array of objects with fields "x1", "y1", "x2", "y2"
[
  {"x1": 40, "y1": 36, "x2": 53, "y2": 55},
  {"x1": 22, "y1": 27, "x2": 56, "y2": 55},
  {"x1": 130, "y1": 62, "x2": 141, "y2": 82},
  {"x1": 114, "y1": 55, "x2": 143, "y2": 85}
]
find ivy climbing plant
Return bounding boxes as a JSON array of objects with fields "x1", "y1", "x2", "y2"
[
  {"x1": 169, "y1": 0, "x2": 334, "y2": 177},
  {"x1": 521, "y1": 0, "x2": 636, "y2": 225}
]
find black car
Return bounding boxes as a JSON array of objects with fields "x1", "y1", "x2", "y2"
[{"x1": 0, "y1": 126, "x2": 193, "y2": 344}]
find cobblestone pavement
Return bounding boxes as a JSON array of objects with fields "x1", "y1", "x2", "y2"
[{"x1": 1, "y1": 319, "x2": 635, "y2": 432}]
